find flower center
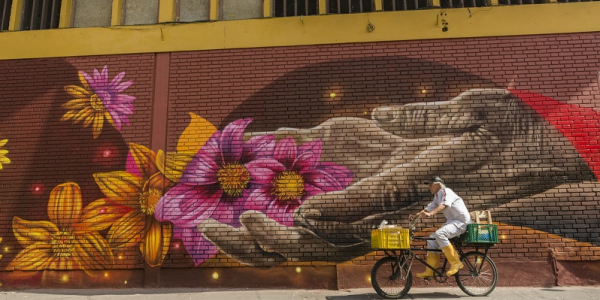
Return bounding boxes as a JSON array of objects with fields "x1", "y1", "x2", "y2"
[
  {"x1": 139, "y1": 188, "x2": 163, "y2": 215},
  {"x1": 90, "y1": 94, "x2": 106, "y2": 112},
  {"x1": 272, "y1": 170, "x2": 305, "y2": 201},
  {"x1": 217, "y1": 163, "x2": 250, "y2": 197},
  {"x1": 50, "y1": 231, "x2": 76, "y2": 258}
]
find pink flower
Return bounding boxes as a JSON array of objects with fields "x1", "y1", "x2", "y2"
[
  {"x1": 155, "y1": 118, "x2": 275, "y2": 265},
  {"x1": 244, "y1": 137, "x2": 354, "y2": 226}
]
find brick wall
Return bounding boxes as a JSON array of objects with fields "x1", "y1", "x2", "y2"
[{"x1": 0, "y1": 31, "x2": 599, "y2": 288}]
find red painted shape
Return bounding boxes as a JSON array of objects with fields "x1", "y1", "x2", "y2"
[{"x1": 510, "y1": 89, "x2": 600, "y2": 180}]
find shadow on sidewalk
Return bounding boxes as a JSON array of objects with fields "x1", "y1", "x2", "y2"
[{"x1": 327, "y1": 291, "x2": 463, "y2": 299}]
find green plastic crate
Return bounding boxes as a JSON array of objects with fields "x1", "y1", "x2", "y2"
[{"x1": 463, "y1": 224, "x2": 498, "y2": 244}]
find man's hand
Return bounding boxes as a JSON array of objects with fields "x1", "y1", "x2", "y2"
[{"x1": 200, "y1": 88, "x2": 595, "y2": 266}]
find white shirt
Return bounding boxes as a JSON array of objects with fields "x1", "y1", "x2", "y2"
[{"x1": 425, "y1": 187, "x2": 472, "y2": 224}]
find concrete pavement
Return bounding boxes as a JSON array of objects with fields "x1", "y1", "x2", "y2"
[{"x1": 0, "y1": 287, "x2": 598, "y2": 300}]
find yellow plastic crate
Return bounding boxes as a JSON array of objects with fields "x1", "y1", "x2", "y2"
[{"x1": 371, "y1": 227, "x2": 410, "y2": 249}]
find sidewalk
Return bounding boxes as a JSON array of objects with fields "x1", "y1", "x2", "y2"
[{"x1": 0, "y1": 287, "x2": 598, "y2": 300}]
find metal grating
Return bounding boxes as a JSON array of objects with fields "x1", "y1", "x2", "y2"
[
  {"x1": 1, "y1": 0, "x2": 13, "y2": 31},
  {"x1": 21, "y1": 0, "x2": 62, "y2": 30},
  {"x1": 328, "y1": 0, "x2": 374, "y2": 14},
  {"x1": 274, "y1": 0, "x2": 319, "y2": 17}
]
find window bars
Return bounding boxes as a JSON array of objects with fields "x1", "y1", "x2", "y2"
[
  {"x1": 21, "y1": 0, "x2": 62, "y2": 30},
  {"x1": 1, "y1": 0, "x2": 12, "y2": 31},
  {"x1": 328, "y1": 0, "x2": 374, "y2": 14},
  {"x1": 274, "y1": 0, "x2": 319, "y2": 17}
]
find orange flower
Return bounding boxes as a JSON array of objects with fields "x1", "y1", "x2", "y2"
[
  {"x1": 8, "y1": 183, "x2": 114, "y2": 271},
  {"x1": 94, "y1": 143, "x2": 174, "y2": 267}
]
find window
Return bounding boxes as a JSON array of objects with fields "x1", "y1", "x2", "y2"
[
  {"x1": 221, "y1": 0, "x2": 262, "y2": 21},
  {"x1": 1, "y1": 0, "x2": 12, "y2": 31},
  {"x1": 177, "y1": 0, "x2": 210, "y2": 22},
  {"x1": 21, "y1": 0, "x2": 61, "y2": 30},
  {"x1": 72, "y1": 0, "x2": 112, "y2": 28},
  {"x1": 274, "y1": 0, "x2": 318, "y2": 17},
  {"x1": 439, "y1": 0, "x2": 488, "y2": 7},
  {"x1": 498, "y1": 0, "x2": 545, "y2": 4},
  {"x1": 329, "y1": 0, "x2": 373, "y2": 14},
  {"x1": 123, "y1": 0, "x2": 159, "y2": 25},
  {"x1": 382, "y1": 0, "x2": 428, "y2": 10}
]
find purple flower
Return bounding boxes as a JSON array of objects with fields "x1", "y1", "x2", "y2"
[
  {"x1": 155, "y1": 118, "x2": 275, "y2": 265},
  {"x1": 81, "y1": 65, "x2": 136, "y2": 131},
  {"x1": 244, "y1": 137, "x2": 354, "y2": 226}
]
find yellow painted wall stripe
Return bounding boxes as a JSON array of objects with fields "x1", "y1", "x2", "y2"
[
  {"x1": 264, "y1": 0, "x2": 272, "y2": 17},
  {"x1": 159, "y1": 0, "x2": 177, "y2": 22},
  {"x1": 1, "y1": 3, "x2": 600, "y2": 60},
  {"x1": 8, "y1": 0, "x2": 23, "y2": 31},
  {"x1": 210, "y1": 0, "x2": 219, "y2": 21},
  {"x1": 58, "y1": 0, "x2": 73, "y2": 28},
  {"x1": 111, "y1": 0, "x2": 124, "y2": 26},
  {"x1": 319, "y1": 0, "x2": 326, "y2": 14}
]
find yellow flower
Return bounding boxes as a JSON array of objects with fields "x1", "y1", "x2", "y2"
[
  {"x1": 94, "y1": 144, "x2": 173, "y2": 267},
  {"x1": 0, "y1": 139, "x2": 11, "y2": 170},
  {"x1": 61, "y1": 66, "x2": 135, "y2": 139},
  {"x1": 8, "y1": 183, "x2": 114, "y2": 271}
]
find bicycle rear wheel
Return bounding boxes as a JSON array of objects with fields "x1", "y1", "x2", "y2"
[
  {"x1": 371, "y1": 256, "x2": 412, "y2": 299},
  {"x1": 455, "y1": 251, "x2": 498, "y2": 296}
]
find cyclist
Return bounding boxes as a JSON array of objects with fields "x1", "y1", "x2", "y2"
[{"x1": 412, "y1": 176, "x2": 472, "y2": 278}]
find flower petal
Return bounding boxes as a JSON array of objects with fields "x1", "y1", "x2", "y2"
[
  {"x1": 179, "y1": 151, "x2": 219, "y2": 185},
  {"x1": 297, "y1": 139, "x2": 322, "y2": 167},
  {"x1": 211, "y1": 193, "x2": 248, "y2": 227},
  {"x1": 292, "y1": 151, "x2": 316, "y2": 173},
  {"x1": 156, "y1": 150, "x2": 195, "y2": 183},
  {"x1": 316, "y1": 162, "x2": 354, "y2": 189},
  {"x1": 77, "y1": 198, "x2": 128, "y2": 232},
  {"x1": 107, "y1": 210, "x2": 145, "y2": 249},
  {"x1": 243, "y1": 187, "x2": 273, "y2": 212},
  {"x1": 241, "y1": 135, "x2": 276, "y2": 162},
  {"x1": 63, "y1": 85, "x2": 91, "y2": 99},
  {"x1": 246, "y1": 158, "x2": 285, "y2": 185},
  {"x1": 94, "y1": 171, "x2": 143, "y2": 208},
  {"x1": 140, "y1": 217, "x2": 172, "y2": 267},
  {"x1": 47, "y1": 183, "x2": 83, "y2": 229},
  {"x1": 220, "y1": 118, "x2": 252, "y2": 163},
  {"x1": 274, "y1": 137, "x2": 297, "y2": 169},
  {"x1": 177, "y1": 113, "x2": 218, "y2": 154},
  {"x1": 266, "y1": 201, "x2": 298, "y2": 226},
  {"x1": 73, "y1": 231, "x2": 114, "y2": 270},
  {"x1": 92, "y1": 112, "x2": 104, "y2": 139},
  {"x1": 175, "y1": 226, "x2": 218, "y2": 266},
  {"x1": 128, "y1": 143, "x2": 159, "y2": 179},
  {"x1": 12, "y1": 216, "x2": 58, "y2": 247},
  {"x1": 7, "y1": 243, "x2": 53, "y2": 271},
  {"x1": 300, "y1": 169, "x2": 343, "y2": 192},
  {"x1": 154, "y1": 184, "x2": 222, "y2": 227}
]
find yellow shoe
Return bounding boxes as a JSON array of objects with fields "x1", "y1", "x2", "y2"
[
  {"x1": 415, "y1": 253, "x2": 440, "y2": 279},
  {"x1": 441, "y1": 244, "x2": 463, "y2": 277}
]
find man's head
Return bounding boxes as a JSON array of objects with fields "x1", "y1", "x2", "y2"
[{"x1": 425, "y1": 176, "x2": 445, "y2": 194}]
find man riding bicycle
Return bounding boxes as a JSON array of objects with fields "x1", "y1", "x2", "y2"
[{"x1": 412, "y1": 176, "x2": 473, "y2": 278}]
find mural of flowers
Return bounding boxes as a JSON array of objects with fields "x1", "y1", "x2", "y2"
[
  {"x1": 8, "y1": 183, "x2": 114, "y2": 271},
  {"x1": 0, "y1": 139, "x2": 10, "y2": 170},
  {"x1": 245, "y1": 137, "x2": 353, "y2": 226},
  {"x1": 94, "y1": 143, "x2": 173, "y2": 267},
  {"x1": 61, "y1": 66, "x2": 136, "y2": 139},
  {"x1": 155, "y1": 118, "x2": 276, "y2": 265}
]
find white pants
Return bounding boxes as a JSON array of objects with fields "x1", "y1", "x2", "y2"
[{"x1": 427, "y1": 220, "x2": 468, "y2": 250}]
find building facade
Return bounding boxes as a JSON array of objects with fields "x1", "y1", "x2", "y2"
[{"x1": 0, "y1": 0, "x2": 599, "y2": 289}]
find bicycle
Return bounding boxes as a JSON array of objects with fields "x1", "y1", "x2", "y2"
[{"x1": 370, "y1": 217, "x2": 498, "y2": 299}]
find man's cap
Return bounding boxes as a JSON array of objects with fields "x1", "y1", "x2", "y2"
[{"x1": 424, "y1": 176, "x2": 444, "y2": 185}]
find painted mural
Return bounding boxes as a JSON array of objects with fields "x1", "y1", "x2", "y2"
[{"x1": 0, "y1": 46, "x2": 599, "y2": 287}]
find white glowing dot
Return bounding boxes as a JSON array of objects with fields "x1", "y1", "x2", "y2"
[
  {"x1": 295, "y1": 267, "x2": 302, "y2": 273},
  {"x1": 329, "y1": 93, "x2": 336, "y2": 98},
  {"x1": 501, "y1": 235, "x2": 507, "y2": 239},
  {"x1": 104, "y1": 272, "x2": 109, "y2": 278},
  {"x1": 212, "y1": 272, "x2": 219, "y2": 280},
  {"x1": 61, "y1": 275, "x2": 69, "y2": 282},
  {"x1": 118, "y1": 255, "x2": 123, "y2": 259},
  {"x1": 3, "y1": 247, "x2": 8, "y2": 252},
  {"x1": 367, "y1": 276, "x2": 371, "y2": 283},
  {"x1": 421, "y1": 89, "x2": 427, "y2": 94},
  {"x1": 124, "y1": 281, "x2": 128, "y2": 284},
  {"x1": 103, "y1": 150, "x2": 111, "y2": 157}
]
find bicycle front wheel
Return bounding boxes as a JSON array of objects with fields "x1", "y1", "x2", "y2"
[
  {"x1": 455, "y1": 251, "x2": 498, "y2": 296},
  {"x1": 371, "y1": 257, "x2": 412, "y2": 299}
]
